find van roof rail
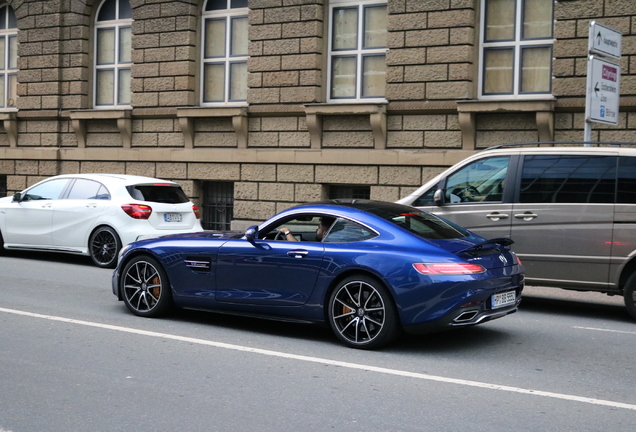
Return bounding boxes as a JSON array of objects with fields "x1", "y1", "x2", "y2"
[{"x1": 484, "y1": 141, "x2": 636, "y2": 151}]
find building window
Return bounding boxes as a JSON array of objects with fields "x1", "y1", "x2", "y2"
[
  {"x1": 201, "y1": 0, "x2": 248, "y2": 105},
  {"x1": 329, "y1": 185, "x2": 370, "y2": 200},
  {"x1": 327, "y1": 1, "x2": 387, "y2": 102},
  {"x1": 0, "y1": 174, "x2": 6, "y2": 197},
  {"x1": 479, "y1": 0, "x2": 553, "y2": 98},
  {"x1": 94, "y1": 0, "x2": 132, "y2": 108},
  {"x1": 202, "y1": 181, "x2": 234, "y2": 230},
  {"x1": 0, "y1": 4, "x2": 17, "y2": 109}
]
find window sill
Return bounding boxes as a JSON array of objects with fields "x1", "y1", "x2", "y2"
[
  {"x1": 70, "y1": 109, "x2": 132, "y2": 148},
  {"x1": 176, "y1": 107, "x2": 248, "y2": 149},
  {"x1": 304, "y1": 103, "x2": 388, "y2": 149},
  {"x1": 456, "y1": 99, "x2": 555, "y2": 148}
]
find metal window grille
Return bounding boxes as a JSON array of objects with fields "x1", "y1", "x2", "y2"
[
  {"x1": 329, "y1": 185, "x2": 370, "y2": 200},
  {"x1": 202, "y1": 181, "x2": 234, "y2": 230},
  {"x1": 0, "y1": 175, "x2": 6, "y2": 198}
]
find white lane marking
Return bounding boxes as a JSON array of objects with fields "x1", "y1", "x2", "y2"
[
  {"x1": 2, "y1": 307, "x2": 636, "y2": 411},
  {"x1": 574, "y1": 326, "x2": 636, "y2": 336}
]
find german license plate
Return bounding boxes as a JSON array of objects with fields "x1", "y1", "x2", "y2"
[
  {"x1": 164, "y1": 213, "x2": 182, "y2": 222},
  {"x1": 492, "y1": 291, "x2": 516, "y2": 309}
]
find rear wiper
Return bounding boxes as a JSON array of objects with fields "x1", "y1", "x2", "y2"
[{"x1": 457, "y1": 237, "x2": 514, "y2": 255}]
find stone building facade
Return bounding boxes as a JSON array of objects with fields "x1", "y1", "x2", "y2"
[{"x1": 1, "y1": 0, "x2": 635, "y2": 230}]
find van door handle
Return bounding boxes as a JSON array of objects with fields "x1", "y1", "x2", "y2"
[
  {"x1": 486, "y1": 212, "x2": 509, "y2": 221},
  {"x1": 41, "y1": 203, "x2": 52, "y2": 209},
  {"x1": 86, "y1": 203, "x2": 97, "y2": 208},
  {"x1": 514, "y1": 212, "x2": 538, "y2": 221},
  {"x1": 287, "y1": 250, "x2": 308, "y2": 259}
]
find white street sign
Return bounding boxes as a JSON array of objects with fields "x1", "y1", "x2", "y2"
[
  {"x1": 588, "y1": 21, "x2": 622, "y2": 60},
  {"x1": 586, "y1": 56, "x2": 620, "y2": 125}
]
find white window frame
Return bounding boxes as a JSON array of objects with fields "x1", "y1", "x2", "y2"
[
  {"x1": 478, "y1": 0, "x2": 555, "y2": 100},
  {"x1": 0, "y1": 3, "x2": 17, "y2": 111},
  {"x1": 327, "y1": 0, "x2": 388, "y2": 104},
  {"x1": 201, "y1": 0, "x2": 249, "y2": 106},
  {"x1": 94, "y1": 0, "x2": 132, "y2": 109}
]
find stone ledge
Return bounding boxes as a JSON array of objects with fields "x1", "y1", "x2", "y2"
[
  {"x1": 69, "y1": 109, "x2": 133, "y2": 149},
  {"x1": 176, "y1": 107, "x2": 248, "y2": 149},
  {"x1": 304, "y1": 103, "x2": 388, "y2": 149},
  {"x1": 457, "y1": 99, "x2": 557, "y2": 147}
]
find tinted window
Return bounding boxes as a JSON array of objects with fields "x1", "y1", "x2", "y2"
[
  {"x1": 324, "y1": 218, "x2": 377, "y2": 243},
  {"x1": 23, "y1": 179, "x2": 69, "y2": 201},
  {"x1": 67, "y1": 179, "x2": 109, "y2": 200},
  {"x1": 618, "y1": 156, "x2": 636, "y2": 204},
  {"x1": 520, "y1": 155, "x2": 616, "y2": 203},
  {"x1": 444, "y1": 156, "x2": 510, "y2": 203},
  {"x1": 127, "y1": 184, "x2": 189, "y2": 203}
]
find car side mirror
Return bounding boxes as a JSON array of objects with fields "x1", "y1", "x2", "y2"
[
  {"x1": 433, "y1": 189, "x2": 444, "y2": 206},
  {"x1": 245, "y1": 225, "x2": 259, "y2": 242},
  {"x1": 12, "y1": 192, "x2": 22, "y2": 203}
]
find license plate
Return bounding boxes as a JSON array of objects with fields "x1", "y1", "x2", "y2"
[
  {"x1": 164, "y1": 213, "x2": 182, "y2": 222},
  {"x1": 492, "y1": 291, "x2": 516, "y2": 309}
]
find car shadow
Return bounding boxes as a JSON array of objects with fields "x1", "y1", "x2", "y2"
[
  {"x1": 2, "y1": 249, "x2": 95, "y2": 267},
  {"x1": 519, "y1": 295, "x2": 631, "y2": 323}
]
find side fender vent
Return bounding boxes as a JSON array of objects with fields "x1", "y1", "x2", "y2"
[{"x1": 185, "y1": 256, "x2": 211, "y2": 272}]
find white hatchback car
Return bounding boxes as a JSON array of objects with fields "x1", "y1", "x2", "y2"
[{"x1": 0, "y1": 174, "x2": 203, "y2": 268}]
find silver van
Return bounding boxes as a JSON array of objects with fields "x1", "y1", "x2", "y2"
[{"x1": 397, "y1": 143, "x2": 636, "y2": 319}]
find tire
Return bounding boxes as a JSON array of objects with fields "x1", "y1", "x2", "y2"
[
  {"x1": 328, "y1": 275, "x2": 401, "y2": 349},
  {"x1": 120, "y1": 255, "x2": 173, "y2": 318},
  {"x1": 624, "y1": 273, "x2": 636, "y2": 320},
  {"x1": 89, "y1": 226, "x2": 121, "y2": 268}
]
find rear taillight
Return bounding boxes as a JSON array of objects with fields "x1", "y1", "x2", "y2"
[
  {"x1": 121, "y1": 204, "x2": 153, "y2": 219},
  {"x1": 192, "y1": 205, "x2": 201, "y2": 219},
  {"x1": 512, "y1": 253, "x2": 522, "y2": 265},
  {"x1": 413, "y1": 263, "x2": 486, "y2": 275}
]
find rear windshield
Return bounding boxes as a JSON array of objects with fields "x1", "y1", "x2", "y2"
[
  {"x1": 371, "y1": 208, "x2": 469, "y2": 240},
  {"x1": 126, "y1": 184, "x2": 189, "y2": 203}
]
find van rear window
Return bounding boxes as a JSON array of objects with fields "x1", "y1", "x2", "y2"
[{"x1": 127, "y1": 184, "x2": 189, "y2": 203}]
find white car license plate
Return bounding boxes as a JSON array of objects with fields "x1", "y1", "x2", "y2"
[
  {"x1": 492, "y1": 291, "x2": 516, "y2": 309},
  {"x1": 164, "y1": 213, "x2": 182, "y2": 222}
]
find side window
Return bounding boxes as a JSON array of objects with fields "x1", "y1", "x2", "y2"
[
  {"x1": 444, "y1": 156, "x2": 510, "y2": 203},
  {"x1": 66, "y1": 179, "x2": 109, "y2": 200},
  {"x1": 520, "y1": 155, "x2": 616, "y2": 204},
  {"x1": 617, "y1": 156, "x2": 636, "y2": 204},
  {"x1": 323, "y1": 218, "x2": 377, "y2": 243},
  {"x1": 94, "y1": 0, "x2": 132, "y2": 108},
  {"x1": 262, "y1": 215, "x2": 334, "y2": 242},
  {"x1": 23, "y1": 179, "x2": 69, "y2": 201}
]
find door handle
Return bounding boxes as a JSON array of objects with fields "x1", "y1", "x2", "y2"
[
  {"x1": 287, "y1": 250, "x2": 308, "y2": 259},
  {"x1": 514, "y1": 212, "x2": 538, "y2": 221},
  {"x1": 41, "y1": 203, "x2": 52, "y2": 208},
  {"x1": 86, "y1": 203, "x2": 97, "y2": 208},
  {"x1": 486, "y1": 212, "x2": 509, "y2": 221}
]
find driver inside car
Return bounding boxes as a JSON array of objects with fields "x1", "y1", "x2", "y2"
[{"x1": 280, "y1": 217, "x2": 335, "y2": 242}]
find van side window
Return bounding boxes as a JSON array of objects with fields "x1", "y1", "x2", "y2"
[
  {"x1": 618, "y1": 156, "x2": 636, "y2": 204},
  {"x1": 520, "y1": 155, "x2": 616, "y2": 204},
  {"x1": 444, "y1": 156, "x2": 510, "y2": 203}
]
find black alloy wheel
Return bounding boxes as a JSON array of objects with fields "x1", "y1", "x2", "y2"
[
  {"x1": 89, "y1": 226, "x2": 121, "y2": 268},
  {"x1": 328, "y1": 275, "x2": 400, "y2": 349},
  {"x1": 121, "y1": 255, "x2": 173, "y2": 317},
  {"x1": 624, "y1": 273, "x2": 636, "y2": 320}
]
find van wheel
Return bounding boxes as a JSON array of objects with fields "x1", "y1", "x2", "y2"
[{"x1": 624, "y1": 274, "x2": 636, "y2": 320}]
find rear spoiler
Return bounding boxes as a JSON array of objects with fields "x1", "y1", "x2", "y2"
[{"x1": 457, "y1": 237, "x2": 514, "y2": 255}]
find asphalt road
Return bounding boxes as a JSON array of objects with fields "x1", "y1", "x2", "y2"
[{"x1": 1, "y1": 251, "x2": 635, "y2": 432}]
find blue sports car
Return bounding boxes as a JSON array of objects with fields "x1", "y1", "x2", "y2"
[{"x1": 112, "y1": 200, "x2": 524, "y2": 349}]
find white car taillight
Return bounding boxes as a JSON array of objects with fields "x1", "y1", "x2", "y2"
[
  {"x1": 192, "y1": 204, "x2": 201, "y2": 219},
  {"x1": 121, "y1": 204, "x2": 153, "y2": 219}
]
